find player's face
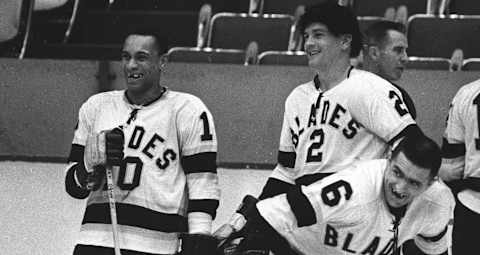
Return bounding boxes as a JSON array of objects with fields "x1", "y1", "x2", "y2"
[
  {"x1": 303, "y1": 23, "x2": 349, "y2": 70},
  {"x1": 376, "y1": 30, "x2": 408, "y2": 82},
  {"x1": 121, "y1": 35, "x2": 162, "y2": 93},
  {"x1": 383, "y1": 151, "x2": 433, "y2": 208}
]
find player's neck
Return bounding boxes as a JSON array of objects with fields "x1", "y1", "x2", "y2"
[
  {"x1": 126, "y1": 84, "x2": 166, "y2": 106},
  {"x1": 315, "y1": 61, "x2": 352, "y2": 91}
]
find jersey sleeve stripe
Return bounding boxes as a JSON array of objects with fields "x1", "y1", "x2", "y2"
[
  {"x1": 68, "y1": 144, "x2": 85, "y2": 163},
  {"x1": 278, "y1": 151, "x2": 296, "y2": 168},
  {"x1": 182, "y1": 152, "x2": 217, "y2": 174},
  {"x1": 83, "y1": 203, "x2": 188, "y2": 233},
  {"x1": 187, "y1": 199, "x2": 219, "y2": 218},
  {"x1": 295, "y1": 172, "x2": 333, "y2": 186},
  {"x1": 418, "y1": 225, "x2": 448, "y2": 242},
  {"x1": 388, "y1": 124, "x2": 422, "y2": 145},
  {"x1": 286, "y1": 185, "x2": 317, "y2": 227},
  {"x1": 258, "y1": 178, "x2": 296, "y2": 200},
  {"x1": 441, "y1": 138, "x2": 466, "y2": 158}
]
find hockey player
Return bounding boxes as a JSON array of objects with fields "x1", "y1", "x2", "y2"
[
  {"x1": 440, "y1": 78, "x2": 480, "y2": 254},
  {"x1": 235, "y1": 134, "x2": 454, "y2": 255},
  {"x1": 64, "y1": 31, "x2": 220, "y2": 255}
]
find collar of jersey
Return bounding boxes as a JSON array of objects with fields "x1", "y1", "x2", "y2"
[
  {"x1": 313, "y1": 65, "x2": 354, "y2": 90},
  {"x1": 123, "y1": 86, "x2": 168, "y2": 107}
]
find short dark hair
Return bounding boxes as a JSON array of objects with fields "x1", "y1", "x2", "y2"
[
  {"x1": 124, "y1": 28, "x2": 168, "y2": 55},
  {"x1": 391, "y1": 133, "x2": 442, "y2": 178},
  {"x1": 363, "y1": 20, "x2": 406, "y2": 49},
  {"x1": 298, "y1": 2, "x2": 362, "y2": 57}
]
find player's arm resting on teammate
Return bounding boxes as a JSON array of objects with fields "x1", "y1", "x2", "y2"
[
  {"x1": 64, "y1": 99, "x2": 124, "y2": 198},
  {"x1": 215, "y1": 101, "x2": 298, "y2": 241},
  {"x1": 259, "y1": 98, "x2": 299, "y2": 200},
  {"x1": 178, "y1": 102, "x2": 220, "y2": 255}
]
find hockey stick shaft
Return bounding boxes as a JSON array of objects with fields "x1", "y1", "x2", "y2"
[{"x1": 106, "y1": 165, "x2": 122, "y2": 255}]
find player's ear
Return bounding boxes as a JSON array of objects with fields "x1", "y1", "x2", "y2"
[
  {"x1": 159, "y1": 54, "x2": 168, "y2": 69},
  {"x1": 369, "y1": 45, "x2": 380, "y2": 60},
  {"x1": 340, "y1": 34, "x2": 353, "y2": 52}
]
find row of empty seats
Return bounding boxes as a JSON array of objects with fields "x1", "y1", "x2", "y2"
[
  {"x1": 2, "y1": 0, "x2": 480, "y2": 65},
  {"x1": 166, "y1": 47, "x2": 480, "y2": 71}
]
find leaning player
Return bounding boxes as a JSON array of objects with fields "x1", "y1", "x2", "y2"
[
  {"x1": 64, "y1": 30, "x2": 220, "y2": 255},
  {"x1": 439, "y1": 78, "x2": 480, "y2": 255},
  {"x1": 236, "y1": 134, "x2": 453, "y2": 255},
  {"x1": 215, "y1": 2, "x2": 421, "y2": 241}
]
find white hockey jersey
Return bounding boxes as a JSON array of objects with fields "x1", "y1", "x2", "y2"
[
  {"x1": 442, "y1": 79, "x2": 480, "y2": 213},
  {"x1": 258, "y1": 159, "x2": 454, "y2": 255},
  {"x1": 67, "y1": 89, "x2": 220, "y2": 254},
  {"x1": 271, "y1": 69, "x2": 415, "y2": 185}
]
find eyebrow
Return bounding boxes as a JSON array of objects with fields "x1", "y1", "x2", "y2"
[{"x1": 395, "y1": 166, "x2": 422, "y2": 186}]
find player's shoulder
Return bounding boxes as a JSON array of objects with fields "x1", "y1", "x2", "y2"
[
  {"x1": 454, "y1": 78, "x2": 480, "y2": 101},
  {"x1": 166, "y1": 90, "x2": 210, "y2": 112},
  {"x1": 81, "y1": 90, "x2": 124, "y2": 109},
  {"x1": 418, "y1": 180, "x2": 455, "y2": 211},
  {"x1": 332, "y1": 159, "x2": 387, "y2": 201},
  {"x1": 344, "y1": 69, "x2": 398, "y2": 93},
  {"x1": 285, "y1": 79, "x2": 316, "y2": 103}
]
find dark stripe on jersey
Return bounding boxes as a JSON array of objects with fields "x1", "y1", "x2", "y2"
[
  {"x1": 463, "y1": 177, "x2": 480, "y2": 192},
  {"x1": 68, "y1": 144, "x2": 85, "y2": 163},
  {"x1": 278, "y1": 151, "x2": 296, "y2": 168},
  {"x1": 392, "y1": 82, "x2": 417, "y2": 120},
  {"x1": 388, "y1": 124, "x2": 423, "y2": 146},
  {"x1": 65, "y1": 164, "x2": 90, "y2": 199},
  {"x1": 83, "y1": 203, "x2": 188, "y2": 232},
  {"x1": 182, "y1": 152, "x2": 217, "y2": 174},
  {"x1": 258, "y1": 178, "x2": 295, "y2": 200},
  {"x1": 295, "y1": 173, "x2": 333, "y2": 186},
  {"x1": 418, "y1": 225, "x2": 448, "y2": 242},
  {"x1": 187, "y1": 199, "x2": 219, "y2": 219},
  {"x1": 286, "y1": 185, "x2": 316, "y2": 227},
  {"x1": 441, "y1": 138, "x2": 466, "y2": 158}
]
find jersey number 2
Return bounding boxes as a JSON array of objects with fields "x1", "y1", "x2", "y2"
[
  {"x1": 389, "y1": 90, "x2": 409, "y2": 117},
  {"x1": 306, "y1": 129, "x2": 325, "y2": 163},
  {"x1": 321, "y1": 180, "x2": 353, "y2": 206},
  {"x1": 474, "y1": 94, "x2": 480, "y2": 150}
]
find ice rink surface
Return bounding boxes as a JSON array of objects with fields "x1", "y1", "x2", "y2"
[{"x1": 0, "y1": 161, "x2": 270, "y2": 255}]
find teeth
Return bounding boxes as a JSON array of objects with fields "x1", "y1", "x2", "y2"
[{"x1": 130, "y1": 74, "x2": 142, "y2": 78}]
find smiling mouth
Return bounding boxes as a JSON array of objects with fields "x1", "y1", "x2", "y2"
[
  {"x1": 391, "y1": 187, "x2": 406, "y2": 199},
  {"x1": 307, "y1": 50, "x2": 321, "y2": 57},
  {"x1": 127, "y1": 73, "x2": 143, "y2": 81}
]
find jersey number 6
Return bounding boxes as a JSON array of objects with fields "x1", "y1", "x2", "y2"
[{"x1": 321, "y1": 180, "x2": 353, "y2": 207}]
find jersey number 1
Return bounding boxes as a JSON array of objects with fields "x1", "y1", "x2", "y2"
[
  {"x1": 200, "y1": 112, "x2": 213, "y2": 141},
  {"x1": 474, "y1": 94, "x2": 480, "y2": 150}
]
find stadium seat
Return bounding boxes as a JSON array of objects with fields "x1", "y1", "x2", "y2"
[
  {"x1": 462, "y1": 58, "x2": 480, "y2": 71},
  {"x1": 207, "y1": 13, "x2": 294, "y2": 52},
  {"x1": 406, "y1": 57, "x2": 451, "y2": 70},
  {"x1": 407, "y1": 14, "x2": 480, "y2": 58},
  {"x1": 261, "y1": 0, "x2": 327, "y2": 14},
  {"x1": 26, "y1": 43, "x2": 122, "y2": 60},
  {"x1": 354, "y1": 0, "x2": 427, "y2": 17},
  {"x1": 448, "y1": 0, "x2": 480, "y2": 15},
  {"x1": 357, "y1": 16, "x2": 388, "y2": 34},
  {"x1": 69, "y1": 10, "x2": 198, "y2": 48},
  {"x1": 258, "y1": 51, "x2": 308, "y2": 66},
  {"x1": 167, "y1": 47, "x2": 246, "y2": 64},
  {"x1": 109, "y1": 0, "x2": 248, "y2": 13}
]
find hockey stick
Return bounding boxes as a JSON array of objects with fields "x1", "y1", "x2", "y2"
[{"x1": 106, "y1": 165, "x2": 122, "y2": 255}]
